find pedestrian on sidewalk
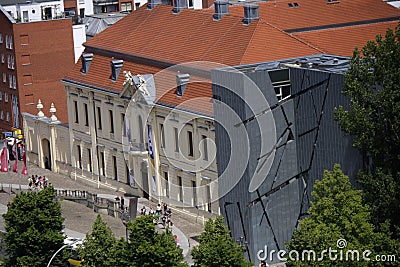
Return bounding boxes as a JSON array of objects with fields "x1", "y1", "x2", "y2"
[{"x1": 174, "y1": 235, "x2": 180, "y2": 246}]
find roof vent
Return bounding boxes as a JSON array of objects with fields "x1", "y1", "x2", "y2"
[
  {"x1": 148, "y1": 0, "x2": 162, "y2": 9},
  {"x1": 243, "y1": 4, "x2": 259, "y2": 25},
  {"x1": 175, "y1": 72, "x2": 190, "y2": 97},
  {"x1": 213, "y1": 0, "x2": 229, "y2": 20},
  {"x1": 173, "y1": 0, "x2": 188, "y2": 13},
  {"x1": 111, "y1": 59, "x2": 124, "y2": 81},
  {"x1": 81, "y1": 53, "x2": 93, "y2": 74}
]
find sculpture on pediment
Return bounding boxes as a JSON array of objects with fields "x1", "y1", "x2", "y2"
[{"x1": 123, "y1": 71, "x2": 150, "y2": 100}]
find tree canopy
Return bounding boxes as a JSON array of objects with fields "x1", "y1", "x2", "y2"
[
  {"x1": 334, "y1": 24, "x2": 400, "y2": 228},
  {"x1": 286, "y1": 164, "x2": 397, "y2": 266},
  {"x1": 191, "y1": 216, "x2": 252, "y2": 267},
  {"x1": 79, "y1": 215, "x2": 187, "y2": 267},
  {"x1": 80, "y1": 214, "x2": 117, "y2": 267},
  {"x1": 2, "y1": 187, "x2": 65, "y2": 267}
]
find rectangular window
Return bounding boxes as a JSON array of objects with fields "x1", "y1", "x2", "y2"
[
  {"x1": 135, "y1": 2, "x2": 140, "y2": 9},
  {"x1": 74, "y1": 100, "x2": 79, "y2": 123},
  {"x1": 87, "y1": 148, "x2": 92, "y2": 172},
  {"x1": 112, "y1": 155, "x2": 117, "y2": 180},
  {"x1": 97, "y1": 106, "x2": 102, "y2": 129},
  {"x1": 160, "y1": 123, "x2": 165, "y2": 148},
  {"x1": 100, "y1": 151, "x2": 105, "y2": 176},
  {"x1": 20, "y1": 34, "x2": 29, "y2": 45},
  {"x1": 0, "y1": 34, "x2": 3, "y2": 43},
  {"x1": 21, "y1": 54, "x2": 31, "y2": 65},
  {"x1": 23, "y1": 74, "x2": 32, "y2": 85},
  {"x1": 188, "y1": 131, "x2": 193, "y2": 157},
  {"x1": 1, "y1": 53, "x2": 4, "y2": 63},
  {"x1": 12, "y1": 75, "x2": 16, "y2": 89},
  {"x1": 121, "y1": 2, "x2": 132, "y2": 11},
  {"x1": 77, "y1": 145, "x2": 82, "y2": 169},
  {"x1": 174, "y1": 127, "x2": 179, "y2": 152},
  {"x1": 206, "y1": 185, "x2": 211, "y2": 212},
  {"x1": 202, "y1": 135, "x2": 208, "y2": 160},
  {"x1": 109, "y1": 110, "x2": 114, "y2": 133},
  {"x1": 6, "y1": 112, "x2": 10, "y2": 122},
  {"x1": 121, "y1": 113, "x2": 126, "y2": 136},
  {"x1": 164, "y1": 171, "x2": 169, "y2": 198},
  {"x1": 11, "y1": 55, "x2": 14, "y2": 69},
  {"x1": 2, "y1": 73, "x2": 5, "y2": 83},
  {"x1": 5, "y1": 93, "x2": 8, "y2": 103},
  {"x1": 0, "y1": 92, "x2": 2, "y2": 101},
  {"x1": 125, "y1": 163, "x2": 129, "y2": 185},
  {"x1": 23, "y1": 11, "x2": 28, "y2": 22},
  {"x1": 192, "y1": 180, "x2": 197, "y2": 207},
  {"x1": 188, "y1": 0, "x2": 194, "y2": 7},
  {"x1": 178, "y1": 176, "x2": 183, "y2": 202},
  {"x1": 7, "y1": 55, "x2": 11, "y2": 69},
  {"x1": 84, "y1": 103, "x2": 89, "y2": 126},
  {"x1": 0, "y1": 110, "x2": 3, "y2": 120},
  {"x1": 9, "y1": 74, "x2": 12, "y2": 88}
]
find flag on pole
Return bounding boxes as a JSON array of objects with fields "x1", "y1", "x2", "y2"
[
  {"x1": 1, "y1": 140, "x2": 8, "y2": 172},
  {"x1": 147, "y1": 124, "x2": 154, "y2": 159},
  {"x1": 12, "y1": 141, "x2": 18, "y2": 173},
  {"x1": 21, "y1": 144, "x2": 28, "y2": 176}
]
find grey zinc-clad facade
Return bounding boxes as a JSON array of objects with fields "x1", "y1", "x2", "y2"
[{"x1": 211, "y1": 55, "x2": 363, "y2": 263}]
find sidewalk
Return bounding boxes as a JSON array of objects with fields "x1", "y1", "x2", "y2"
[{"x1": 0, "y1": 191, "x2": 190, "y2": 258}]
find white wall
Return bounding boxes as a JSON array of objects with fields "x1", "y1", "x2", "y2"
[
  {"x1": 77, "y1": 0, "x2": 94, "y2": 16},
  {"x1": 3, "y1": 0, "x2": 64, "y2": 22},
  {"x1": 72, "y1": 24, "x2": 86, "y2": 63}
]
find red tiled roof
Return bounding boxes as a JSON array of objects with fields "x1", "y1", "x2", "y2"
[
  {"x1": 84, "y1": 4, "x2": 320, "y2": 66},
  {"x1": 64, "y1": 54, "x2": 164, "y2": 94},
  {"x1": 227, "y1": 0, "x2": 400, "y2": 32},
  {"x1": 64, "y1": 0, "x2": 400, "y2": 117},
  {"x1": 293, "y1": 21, "x2": 400, "y2": 56}
]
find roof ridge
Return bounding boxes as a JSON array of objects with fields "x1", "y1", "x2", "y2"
[
  {"x1": 258, "y1": 19, "x2": 326, "y2": 54},
  {"x1": 240, "y1": 19, "x2": 262, "y2": 64}
]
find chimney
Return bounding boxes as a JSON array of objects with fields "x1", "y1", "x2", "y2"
[
  {"x1": 111, "y1": 59, "x2": 124, "y2": 81},
  {"x1": 147, "y1": 0, "x2": 162, "y2": 9},
  {"x1": 175, "y1": 72, "x2": 190, "y2": 97},
  {"x1": 81, "y1": 53, "x2": 93, "y2": 74},
  {"x1": 213, "y1": 0, "x2": 229, "y2": 20},
  {"x1": 243, "y1": 4, "x2": 259, "y2": 25},
  {"x1": 173, "y1": 0, "x2": 188, "y2": 14}
]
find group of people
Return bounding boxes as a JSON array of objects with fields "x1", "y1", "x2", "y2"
[
  {"x1": 27, "y1": 175, "x2": 49, "y2": 189},
  {"x1": 140, "y1": 202, "x2": 174, "y2": 228}
]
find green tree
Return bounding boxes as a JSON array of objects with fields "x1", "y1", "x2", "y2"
[
  {"x1": 191, "y1": 216, "x2": 252, "y2": 267},
  {"x1": 126, "y1": 215, "x2": 187, "y2": 267},
  {"x1": 2, "y1": 186, "x2": 65, "y2": 267},
  {"x1": 334, "y1": 24, "x2": 400, "y2": 227},
  {"x1": 286, "y1": 164, "x2": 397, "y2": 266},
  {"x1": 80, "y1": 214, "x2": 117, "y2": 267}
]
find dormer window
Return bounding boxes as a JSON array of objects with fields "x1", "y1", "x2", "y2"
[
  {"x1": 175, "y1": 72, "x2": 190, "y2": 97},
  {"x1": 110, "y1": 59, "x2": 123, "y2": 81}
]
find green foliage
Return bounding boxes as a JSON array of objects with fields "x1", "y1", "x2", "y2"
[
  {"x1": 80, "y1": 214, "x2": 117, "y2": 267},
  {"x1": 78, "y1": 215, "x2": 187, "y2": 267},
  {"x1": 191, "y1": 216, "x2": 252, "y2": 267},
  {"x1": 286, "y1": 165, "x2": 398, "y2": 266},
  {"x1": 126, "y1": 215, "x2": 187, "y2": 267},
  {"x1": 2, "y1": 187, "x2": 65, "y2": 267},
  {"x1": 334, "y1": 24, "x2": 400, "y2": 227}
]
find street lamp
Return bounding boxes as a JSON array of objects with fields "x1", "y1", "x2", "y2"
[{"x1": 46, "y1": 239, "x2": 81, "y2": 267}]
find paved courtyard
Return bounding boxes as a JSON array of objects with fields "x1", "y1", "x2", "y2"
[{"x1": 0, "y1": 162, "x2": 205, "y2": 263}]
